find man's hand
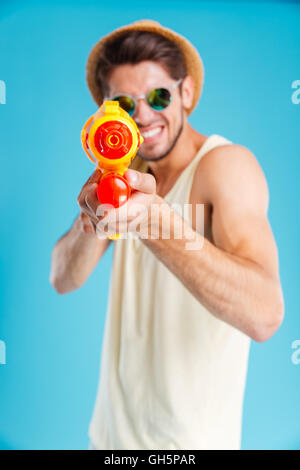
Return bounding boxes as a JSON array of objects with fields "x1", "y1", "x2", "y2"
[
  {"x1": 51, "y1": 168, "x2": 112, "y2": 294},
  {"x1": 77, "y1": 168, "x2": 157, "y2": 238}
]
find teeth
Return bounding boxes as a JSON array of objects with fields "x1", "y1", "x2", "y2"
[{"x1": 142, "y1": 127, "x2": 162, "y2": 139}]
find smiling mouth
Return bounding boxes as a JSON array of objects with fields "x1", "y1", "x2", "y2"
[{"x1": 140, "y1": 126, "x2": 164, "y2": 141}]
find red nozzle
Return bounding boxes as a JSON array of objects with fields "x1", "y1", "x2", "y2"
[{"x1": 93, "y1": 121, "x2": 133, "y2": 160}]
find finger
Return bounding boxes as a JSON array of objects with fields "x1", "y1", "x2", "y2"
[
  {"x1": 124, "y1": 169, "x2": 156, "y2": 194},
  {"x1": 80, "y1": 211, "x2": 91, "y2": 224},
  {"x1": 83, "y1": 221, "x2": 95, "y2": 234},
  {"x1": 77, "y1": 169, "x2": 102, "y2": 201},
  {"x1": 86, "y1": 168, "x2": 102, "y2": 185},
  {"x1": 80, "y1": 212, "x2": 96, "y2": 234},
  {"x1": 85, "y1": 184, "x2": 101, "y2": 220},
  {"x1": 77, "y1": 188, "x2": 97, "y2": 223},
  {"x1": 96, "y1": 217, "x2": 128, "y2": 237},
  {"x1": 77, "y1": 169, "x2": 100, "y2": 205},
  {"x1": 85, "y1": 185, "x2": 115, "y2": 227}
]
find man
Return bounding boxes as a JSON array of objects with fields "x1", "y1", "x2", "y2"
[{"x1": 50, "y1": 20, "x2": 284, "y2": 450}]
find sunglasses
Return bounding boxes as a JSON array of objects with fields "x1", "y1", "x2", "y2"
[{"x1": 105, "y1": 79, "x2": 183, "y2": 117}]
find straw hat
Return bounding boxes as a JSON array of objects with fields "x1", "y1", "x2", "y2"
[{"x1": 86, "y1": 19, "x2": 204, "y2": 115}]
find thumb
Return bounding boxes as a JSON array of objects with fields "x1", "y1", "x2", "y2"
[{"x1": 124, "y1": 169, "x2": 156, "y2": 194}]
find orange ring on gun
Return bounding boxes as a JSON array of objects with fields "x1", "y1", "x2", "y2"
[{"x1": 81, "y1": 101, "x2": 144, "y2": 240}]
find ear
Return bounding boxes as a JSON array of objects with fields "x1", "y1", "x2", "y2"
[{"x1": 181, "y1": 75, "x2": 194, "y2": 110}]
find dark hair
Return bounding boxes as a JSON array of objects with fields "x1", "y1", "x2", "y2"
[{"x1": 96, "y1": 31, "x2": 187, "y2": 96}]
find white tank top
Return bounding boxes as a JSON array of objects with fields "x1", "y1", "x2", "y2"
[{"x1": 89, "y1": 134, "x2": 251, "y2": 450}]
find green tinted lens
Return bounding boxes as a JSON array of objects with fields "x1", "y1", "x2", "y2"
[
  {"x1": 148, "y1": 88, "x2": 171, "y2": 110},
  {"x1": 113, "y1": 96, "x2": 135, "y2": 116}
]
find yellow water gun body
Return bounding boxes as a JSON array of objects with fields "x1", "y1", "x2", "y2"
[{"x1": 81, "y1": 100, "x2": 143, "y2": 208}]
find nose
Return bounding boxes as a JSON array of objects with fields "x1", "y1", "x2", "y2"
[{"x1": 134, "y1": 98, "x2": 155, "y2": 124}]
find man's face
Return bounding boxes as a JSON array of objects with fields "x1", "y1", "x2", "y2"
[{"x1": 107, "y1": 61, "x2": 187, "y2": 162}]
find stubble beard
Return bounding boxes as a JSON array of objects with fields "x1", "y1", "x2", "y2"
[{"x1": 137, "y1": 108, "x2": 184, "y2": 163}]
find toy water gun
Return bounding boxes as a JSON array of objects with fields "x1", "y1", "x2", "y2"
[{"x1": 81, "y1": 100, "x2": 144, "y2": 238}]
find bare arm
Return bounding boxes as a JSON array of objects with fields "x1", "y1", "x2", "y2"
[
  {"x1": 50, "y1": 213, "x2": 110, "y2": 294},
  {"x1": 50, "y1": 170, "x2": 111, "y2": 294},
  {"x1": 142, "y1": 145, "x2": 284, "y2": 342}
]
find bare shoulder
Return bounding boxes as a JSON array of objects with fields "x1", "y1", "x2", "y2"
[{"x1": 191, "y1": 143, "x2": 269, "y2": 213}]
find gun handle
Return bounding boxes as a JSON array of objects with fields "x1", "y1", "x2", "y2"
[
  {"x1": 97, "y1": 173, "x2": 131, "y2": 240},
  {"x1": 108, "y1": 233, "x2": 121, "y2": 240},
  {"x1": 97, "y1": 173, "x2": 130, "y2": 207}
]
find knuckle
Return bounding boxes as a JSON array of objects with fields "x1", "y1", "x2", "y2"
[
  {"x1": 85, "y1": 193, "x2": 92, "y2": 211},
  {"x1": 83, "y1": 225, "x2": 91, "y2": 234},
  {"x1": 81, "y1": 212, "x2": 88, "y2": 222},
  {"x1": 87, "y1": 171, "x2": 96, "y2": 183},
  {"x1": 83, "y1": 217, "x2": 95, "y2": 234}
]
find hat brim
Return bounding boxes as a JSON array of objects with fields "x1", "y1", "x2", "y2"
[{"x1": 86, "y1": 20, "x2": 204, "y2": 115}]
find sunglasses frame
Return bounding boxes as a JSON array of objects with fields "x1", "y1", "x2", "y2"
[{"x1": 105, "y1": 78, "x2": 183, "y2": 116}]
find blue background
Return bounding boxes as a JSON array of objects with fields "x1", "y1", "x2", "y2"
[{"x1": 0, "y1": 0, "x2": 299, "y2": 450}]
